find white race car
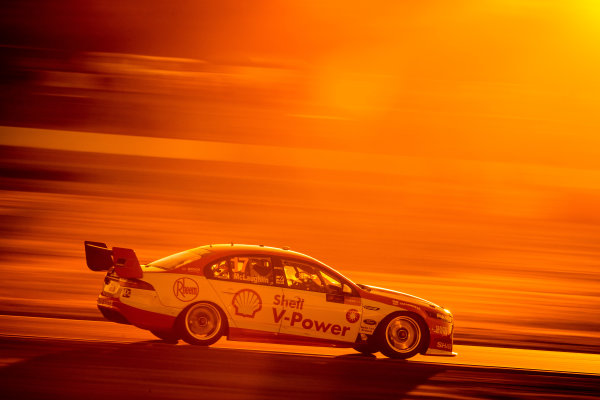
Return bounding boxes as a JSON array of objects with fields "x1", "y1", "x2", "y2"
[{"x1": 85, "y1": 242, "x2": 455, "y2": 359}]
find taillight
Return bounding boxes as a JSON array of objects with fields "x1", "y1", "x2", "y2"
[{"x1": 119, "y1": 278, "x2": 155, "y2": 290}]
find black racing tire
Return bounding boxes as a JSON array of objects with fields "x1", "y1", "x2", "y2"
[
  {"x1": 353, "y1": 340, "x2": 379, "y2": 355},
  {"x1": 150, "y1": 329, "x2": 180, "y2": 344},
  {"x1": 177, "y1": 301, "x2": 226, "y2": 346},
  {"x1": 375, "y1": 312, "x2": 427, "y2": 359}
]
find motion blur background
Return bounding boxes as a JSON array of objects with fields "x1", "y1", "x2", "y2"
[{"x1": 1, "y1": 1, "x2": 599, "y2": 352}]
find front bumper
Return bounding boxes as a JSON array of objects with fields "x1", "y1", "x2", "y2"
[
  {"x1": 425, "y1": 314, "x2": 455, "y2": 356},
  {"x1": 424, "y1": 348, "x2": 457, "y2": 357}
]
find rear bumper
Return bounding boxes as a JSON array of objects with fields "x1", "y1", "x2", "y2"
[
  {"x1": 97, "y1": 294, "x2": 176, "y2": 331},
  {"x1": 98, "y1": 303, "x2": 131, "y2": 325}
]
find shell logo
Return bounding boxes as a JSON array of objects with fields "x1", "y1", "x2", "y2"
[
  {"x1": 232, "y1": 289, "x2": 262, "y2": 318},
  {"x1": 346, "y1": 309, "x2": 360, "y2": 324}
]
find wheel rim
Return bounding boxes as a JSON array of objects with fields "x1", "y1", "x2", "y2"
[
  {"x1": 185, "y1": 303, "x2": 221, "y2": 340},
  {"x1": 385, "y1": 316, "x2": 421, "y2": 354}
]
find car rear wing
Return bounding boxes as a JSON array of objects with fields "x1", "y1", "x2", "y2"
[{"x1": 84, "y1": 241, "x2": 143, "y2": 278}]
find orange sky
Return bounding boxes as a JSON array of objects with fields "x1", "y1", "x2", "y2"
[
  {"x1": 3, "y1": 2, "x2": 600, "y2": 171},
  {"x1": 2, "y1": 1, "x2": 600, "y2": 355},
  {"x1": 3, "y1": 2, "x2": 600, "y2": 164}
]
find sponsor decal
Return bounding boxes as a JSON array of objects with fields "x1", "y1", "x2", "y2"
[
  {"x1": 389, "y1": 298, "x2": 420, "y2": 311},
  {"x1": 275, "y1": 275, "x2": 285, "y2": 285},
  {"x1": 232, "y1": 289, "x2": 262, "y2": 318},
  {"x1": 173, "y1": 277, "x2": 199, "y2": 302},
  {"x1": 273, "y1": 309, "x2": 352, "y2": 336},
  {"x1": 436, "y1": 341, "x2": 452, "y2": 350},
  {"x1": 363, "y1": 319, "x2": 377, "y2": 326},
  {"x1": 433, "y1": 325, "x2": 452, "y2": 336},
  {"x1": 184, "y1": 266, "x2": 203, "y2": 274},
  {"x1": 272, "y1": 294, "x2": 350, "y2": 336},
  {"x1": 233, "y1": 272, "x2": 271, "y2": 285},
  {"x1": 273, "y1": 294, "x2": 304, "y2": 310},
  {"x1": 360, "y1": 325, "x2": 375, "y2": 334},
  {"x1": 346, "y1": 309, "x2": 360, "y2": 324},
  {"x1": 122, "y1": 288, "x2": 131, "y2": 298}
]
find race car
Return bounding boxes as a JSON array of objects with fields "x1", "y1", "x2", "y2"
[{"x1": 85, "y1": 242, "x2": 455, "y2": 359}]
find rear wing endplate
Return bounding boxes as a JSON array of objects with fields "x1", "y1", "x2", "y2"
[
  {"x1": 84, "y1": 241, "x2": 113, "y2": 271},
  {"x1": 84, "y1": 241, "x2": 143, "y2": 279}
]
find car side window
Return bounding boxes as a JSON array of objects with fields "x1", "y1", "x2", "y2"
[
  {"x1": 320, "y1": 269, "x2": 344, "y2": 294},
  {"x1": 207, "y1": 259, "x2": 231, "y2": 280},
  {"x1": 207, "y1": 256, "x2": 275, "y2": 286},
  {"x1": 282, "y1": 259, "x2": 356, "y2": 295},
  {"x1": 282, "y1": 259, "x2": 327, "y2": 293}
]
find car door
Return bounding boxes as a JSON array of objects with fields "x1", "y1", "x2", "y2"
[
  {"x1": 205, "y1": 255, "x2": 283, "y2": 335},
  {"x1": 276, "y1": 258, "x2": 362, "y2": 344}
]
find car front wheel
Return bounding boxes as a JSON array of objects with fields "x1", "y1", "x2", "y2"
[
  {"x1": 177, "y1": 302, "x2": 225, "y2": 346},
  {"x1": 150, "y1": 329, "x2": 179, "y2": 343},
  {"x1": 376, "y1": 313, "x2": 426, "y2": 359},
  {"x1": 353, "y1": 336, "x2": 379, "y2": 355}
]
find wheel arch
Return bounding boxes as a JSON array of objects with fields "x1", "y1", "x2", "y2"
[
  {"x1": 176, "y1": 300, "x2": 230, "y2": 341},
  {"x1": 375, "y1": 310, "x2": 430, "y2": 354}
]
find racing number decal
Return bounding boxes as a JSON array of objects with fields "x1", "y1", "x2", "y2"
[
  {"x1": 232, "y1": 289, "x2": 263, "y2": 318},
  {"x1": 173, "y1": 277, "x2": 199, "y2": 302}
]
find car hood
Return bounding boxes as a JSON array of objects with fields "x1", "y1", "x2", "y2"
[{"x1": 359, "y1": 284, "x2": 443, "y2": 311}]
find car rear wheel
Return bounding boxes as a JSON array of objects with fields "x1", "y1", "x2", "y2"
[
  {"x1": 150, "y1": 329, "x2": 179, "y2": 344},
  {"x1": 177, "y1": 302, "x2": 225, "y2": 346},
  {"x1": 376, "y1": 313, "x2": 426, "y2": 359}
]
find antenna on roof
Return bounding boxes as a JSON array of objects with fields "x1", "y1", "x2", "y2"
[{"x1": 282, "y1": 246, "x2": 290, "y2": 250}]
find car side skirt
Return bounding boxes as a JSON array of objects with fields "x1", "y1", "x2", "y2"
[{"x1": 228, "y1": 327, "x2": 355, "y2": 348}]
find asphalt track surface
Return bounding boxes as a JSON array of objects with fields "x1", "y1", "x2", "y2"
[{"x1": 1, "y1": 315, "x2": 598, "y2": 400}]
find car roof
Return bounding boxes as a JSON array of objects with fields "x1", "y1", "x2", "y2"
[
  {"x1": 192, "y1": 244, "x2": 358, "y2": 288},
  {"x1": 194, "y1": 244, "x2": 320, "y2": 264}
]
